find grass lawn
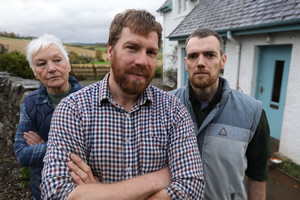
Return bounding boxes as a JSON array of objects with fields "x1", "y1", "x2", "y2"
[{"x1": 89, "y1": 60, "x2": 110, "y2": 65}]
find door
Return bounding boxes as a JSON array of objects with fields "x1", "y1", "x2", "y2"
[{"x1": 255, "y1": 45, "x2": 292, "y2": 140}]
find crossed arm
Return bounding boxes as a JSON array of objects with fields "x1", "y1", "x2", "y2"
[
  {"x1": 23, "y1": 131, "x2": 45, "y2": 145},
  {"x1": 41, "y1": 98, "x2": 204, "y2": 199},
  {"x1": 14, "y1": 102, "x2": 46, "y2": 166},
  {"x1": 67, "y1": 154, "x2": 171, "y2": 200}
]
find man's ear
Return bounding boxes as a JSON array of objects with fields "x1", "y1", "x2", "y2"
[
  {"x1": 220, "y1": 54, "x2": 227, "y2": 70},
  {"x1": 184, "y1": 57, "x2": 188, "y2": 71},
  {"x1": 107, "y1": 44, "x2": 112, "y2": 61}
]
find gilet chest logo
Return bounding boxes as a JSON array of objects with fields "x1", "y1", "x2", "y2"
[{"x1": 218, "y1": 128, "x2": 227, "y2": 136}]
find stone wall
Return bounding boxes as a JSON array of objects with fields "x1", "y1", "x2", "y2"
[{"x1": 0, "y1": 72, "x2": 40, "y2": 148}]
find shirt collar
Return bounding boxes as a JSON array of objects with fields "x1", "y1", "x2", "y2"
[{"x1": 98, "y1": 73, "x2": 153, "y2": 108}]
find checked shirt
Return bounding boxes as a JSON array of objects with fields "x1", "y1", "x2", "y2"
[{"x1": 41, "y1": 74, "x2": 205, "y2": 199}]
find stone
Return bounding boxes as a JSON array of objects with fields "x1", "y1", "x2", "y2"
[{"x1": 0, "y1": 72, "x2": 39, "y2": 146}]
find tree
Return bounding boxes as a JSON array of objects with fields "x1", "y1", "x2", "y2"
[
  {"x1": 95, "y1": 50, "x2": 103, "y2": 61},
  {"x1": 0, "y1": 50, "x2": 34, "y2": 79},
  {"x1": 68, "y1": 51, "x2": 80, "y2": 64},
  {"x1": 0, "y1": 43, "x2": 7, "y2": 54},
  {"x1": 8, "y1": 32, "x2": 16, "y2": 38}
]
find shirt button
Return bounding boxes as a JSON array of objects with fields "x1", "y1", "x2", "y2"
[
  {"x1": 126, "y1": 114, "x2": 130, "y2": 118},
  {"x1": 126, "y1": 138, "x2": 130, "y2": 144}
]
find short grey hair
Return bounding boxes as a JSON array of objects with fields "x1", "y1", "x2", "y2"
[{"x1": 26, "y1": 34, "x2": 69, "y2": 71}]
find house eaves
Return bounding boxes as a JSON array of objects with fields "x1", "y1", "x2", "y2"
[
  {"x1": 169, "y1": 0, "x2": 300, "y2": 41},
  {"x1": 157, "y1": 0, "x2": 172, "y2": 13},
  {"x1": 217, "y1": 18, "x2": 300, "y2": 37}
]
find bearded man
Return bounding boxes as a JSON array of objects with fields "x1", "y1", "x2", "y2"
[
  {"x1": 171, "y1": 28, "x2": 270, "y2": 200},
  {"x1": 40, "y1": 9, "x2": 204, "y2": 200}
]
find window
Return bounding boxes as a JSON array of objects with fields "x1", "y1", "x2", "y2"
[
  {"x1": 271, "y1": 60, "x2": 284, "y2": 103},
  {"x1": 178, "y1": 0, "x2": 187, "y2": 14}
]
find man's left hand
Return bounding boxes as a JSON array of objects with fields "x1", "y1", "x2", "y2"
[{"x1": 68, "y1": 153, "x2": 100, "y2": 184}]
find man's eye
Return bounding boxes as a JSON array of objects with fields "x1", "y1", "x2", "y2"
[
  {"x1": 55, "y1": 59, "x2": 61, "y2": 63},
  {"x1": 205, "y1": 53, "x2": 215, "y2": 58},
  {"x1": 188, "y1": 55, "x2": 196, "y2": 59},
  {"x1": 127, "y1": 46, "x2": 136, "y2": 50},
  {"x1": 147, "y1": 51, "x2": 157, "y2": 56}
]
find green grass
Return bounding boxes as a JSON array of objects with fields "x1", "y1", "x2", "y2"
[
  {"x1": 89, "y1": 60, "x2": 110, "y2": 65},
  {"x1": 0, "y1": 36, "x2": 27, "y2": 41},
  {"x1": 78, "y1": 45, "x2": 107, "y2": 52},
  {"x1": 18, "y1": 167, "x2": 30, "y2": 187},
  {"x1": 95, "y1": 47, "x2": 106, "y2": 52},
  {"x1": 278, "y1": 160, "x2": 300, "y2": 180}
]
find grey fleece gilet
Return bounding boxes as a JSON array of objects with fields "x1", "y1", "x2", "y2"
[{"x1": 170, "y1": 77, "x2": 262, "y2": 200}]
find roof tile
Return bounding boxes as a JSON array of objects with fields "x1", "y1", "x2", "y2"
[{"x1": 169, "y1": 0, "x2": 300, "y2": 38}]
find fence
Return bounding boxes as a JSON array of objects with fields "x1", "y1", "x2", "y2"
[{"x1": 71, "y1": 64, "x2": 110, "y2": 80}]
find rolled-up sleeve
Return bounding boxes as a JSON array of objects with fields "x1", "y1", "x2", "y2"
[
  {"x1": 166, "y1": 100, "x2": 205, "y2": 199},
  {"x1": 41, "y1": 99, "x2": 84, "y2": 200}
]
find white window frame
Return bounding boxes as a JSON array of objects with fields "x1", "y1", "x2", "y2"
[{"x1": 177, "y1": 0, "x2": 187, "y2": 14}]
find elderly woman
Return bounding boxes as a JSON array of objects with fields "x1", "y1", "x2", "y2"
[{"x1": 14, "y1": 34, "x2": 84, "y2": 200}]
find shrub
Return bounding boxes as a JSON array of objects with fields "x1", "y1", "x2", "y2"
[
  {"x1": 95, "y1": 50, "x2": 103, "y2": 61},
  {"x1": 69, "y1": 51, "x2": 81, "y2": 64},
  {"x1": 164, "y1": 67, "x2": 177, "y2": 87},
  {"x1": 155, "y1": 66, "x2": 163, "y2": 78},
  {"x1": 0, "y1": 50, "x2": 34, "y2": 79}
]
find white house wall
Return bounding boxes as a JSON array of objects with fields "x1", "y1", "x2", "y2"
[
  {"x1": 162, "y1": 9, "x2": 181, "y2": 86},
  {"x1": 224, "y1": 31, "x2": 300, "y2": 165},
  {"x1": 161, "y1": 0, "x2": 199, "y2": 87}
]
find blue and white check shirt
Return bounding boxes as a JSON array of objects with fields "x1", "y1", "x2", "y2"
[{"x1": 41, "y1": 73, "x2": 205, "y2": 199}]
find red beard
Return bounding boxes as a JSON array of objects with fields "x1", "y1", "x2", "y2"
[
  {"x1": 110, "y1": 53, "x2": 154, "y2": 95},
  {"x1": 189, "y1": 68, "x2": 220, "y2": 89}
]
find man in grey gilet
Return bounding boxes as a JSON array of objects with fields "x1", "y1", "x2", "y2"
[{"x1": 171, "y1": 28, "x2": 270, "y2": 200}]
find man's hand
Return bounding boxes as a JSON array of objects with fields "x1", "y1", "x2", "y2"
[
  {"x1": 67, "y1": 166, "x2": 171, "y2": 200},
  {"x1": 23, "y1": 131, "x2": 44, "y2": 146},
  {"x1": 67, "y1": 154, "x2": 171, "y2": 200},
  {"x1": 68, "y1": 153, "x2": 100, "y2": 184}
]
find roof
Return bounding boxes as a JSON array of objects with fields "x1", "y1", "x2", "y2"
[
  {"x1": 169, "y1": 0, "x2": 300, "y2": 40},
  {"x1": 157, "y1": 0, "x2": 172, "y2": 13}
]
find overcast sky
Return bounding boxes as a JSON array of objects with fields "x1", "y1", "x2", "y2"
[{"x1": 0, "y1": 0, "x2": 165, "y2": 43}]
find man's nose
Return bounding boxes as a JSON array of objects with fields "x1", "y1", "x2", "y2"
[
  {"x1": 197, "y1": 55, "x2": 205, "y2": 67},
  {"x1": 135, "y1": 51, "x2": 148, "y2": 66}
]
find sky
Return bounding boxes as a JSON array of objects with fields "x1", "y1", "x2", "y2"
[{"x1": 0, "y1": 0, "x2": 166, "y2": 43}]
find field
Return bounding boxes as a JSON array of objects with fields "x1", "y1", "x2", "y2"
[
  {"x1": 0, "y1": 37, "x2": 107, "y2": 60},
  {"x1": 66, "y1": 44, "x2": 108, "y2": 60},
  {"x1": 0, "y1": 37, "x2": 29, "y2": 54},
  {"x1": 0, "y1": 36, "x2": 162, "y2": 67}
]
